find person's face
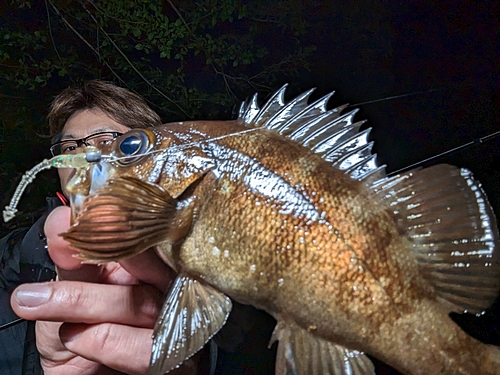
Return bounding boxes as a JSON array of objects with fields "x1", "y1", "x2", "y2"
[{"x1": 58, "y1": 108, "x2": 130, "y2": 197}]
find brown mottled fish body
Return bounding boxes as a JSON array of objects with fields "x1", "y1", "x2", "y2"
[{"x1": 62, "y1": 87, "x2": 500, "y2": 375}]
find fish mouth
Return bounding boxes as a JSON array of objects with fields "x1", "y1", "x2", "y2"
[
  {"x1": 63, "y1": 134, "x2": 174, "y2": 263},
  {"x1": 67, "y1": 159, "x2": 115, "y2": 222}
]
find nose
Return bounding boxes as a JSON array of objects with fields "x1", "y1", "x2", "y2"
[
  {"x1": 73, "y1": 143, "x2": 88, "y2": 153},
  {"x1": 78, "y1": 139, "x2": 92, "y2": 148}
]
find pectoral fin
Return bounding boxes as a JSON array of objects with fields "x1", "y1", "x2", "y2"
[
  {"x1": 63, "y1": 176, "x2": 177, "y2": 263},
  {"x1": 150, "y1": 274, "x2": 232, "y2": 374},
  {"x1": 270, "y1": 320, "x2": 375, "y2": 375}
]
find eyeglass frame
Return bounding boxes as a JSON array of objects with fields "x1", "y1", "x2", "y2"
[{"x1": 49, "y1": 131, "x2": 123, "y2": 156}]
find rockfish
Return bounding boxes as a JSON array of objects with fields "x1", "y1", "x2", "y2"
[{"x1": 41, "y1": 87, "x2": 500, "y2": 374}]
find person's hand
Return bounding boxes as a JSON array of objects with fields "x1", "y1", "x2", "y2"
[{"x1": 10, "y1": 206, "x2": 188, "y2": 375}]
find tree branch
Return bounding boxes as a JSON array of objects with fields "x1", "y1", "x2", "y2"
[
  {"x1": 84, "y1": 0, "x2": 188, "y2": 117},
  {"x1": 45, "y1": 0, "x2": 63, "y2": 64},
  {"x1": 166, "y1": 0, "x2": 191, "y2": 32},
  {"x1": 47, "y1": 0, "x2": 127, "y2": 86}
]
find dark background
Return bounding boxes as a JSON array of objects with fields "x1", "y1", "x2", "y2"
[{"x1": 1, "y1": 1, "x2": 499, "y2": 374}]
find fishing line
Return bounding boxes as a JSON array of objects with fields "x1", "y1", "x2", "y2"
[
  {"x1": 1, "y1": 88, "x2": 497, "y2": 331},
  {"x1": 108, "y1": 127, "x2": 261, "y2": 163},
  {"x1": 388, "y1": 129, "x2": 500, "y2": 176},
  {"x1": 348, "y1": 88, "x2": 441, "y2": 107},
  {"x1": 347, "y1": 85, "x2": 499, "y2": 175},
  {"x1": 0, "y1": 128, "x2": 262, "y2": 332}
]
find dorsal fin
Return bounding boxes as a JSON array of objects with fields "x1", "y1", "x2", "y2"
[
  {"x1": 239, "y1": 85, "x2": 386, "y2": 182},
  {"x1": 373, "y1": 164, "x2": 500, "y2": 314},
  {"x1": 238, "y1": 93, "x2": 260, "y2": 124}
]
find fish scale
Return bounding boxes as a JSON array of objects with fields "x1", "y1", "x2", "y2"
[{"x1": 4, "y1": 86, "x2": 500, "y2": 374}]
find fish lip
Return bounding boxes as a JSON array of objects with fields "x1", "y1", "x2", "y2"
[{"x1": 67, "y1": 155, "x2": 116, "y2": 220}]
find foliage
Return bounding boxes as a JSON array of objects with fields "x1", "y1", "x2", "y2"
[{"x1": 0, "y1": 0, "x2": 316, "y2": 234}]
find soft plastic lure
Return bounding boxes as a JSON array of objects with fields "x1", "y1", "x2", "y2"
[{"x1": 3, "y1": 148, "x2": 103, "y2": 222}]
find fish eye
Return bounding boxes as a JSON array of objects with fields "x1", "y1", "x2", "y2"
[
  {"x1": 120, "y1": 135, "x2": 142, "y2": 155},
  {"x1": 113, "y1": 130, "x2": 154, "y2": 165}
]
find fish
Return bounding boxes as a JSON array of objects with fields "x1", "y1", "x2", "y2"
[{"x1": 54, "y1": 85, "x2": 500, "y2": 375}]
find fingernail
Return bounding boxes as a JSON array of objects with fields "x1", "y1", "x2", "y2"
[{"x1": 15, "y1": 284, "x2": 51, "y2": 307}]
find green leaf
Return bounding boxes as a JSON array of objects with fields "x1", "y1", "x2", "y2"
[{"x1": 132, "y1": 28, "x2": 142, "y2": 37}]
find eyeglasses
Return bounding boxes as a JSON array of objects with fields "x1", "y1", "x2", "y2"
[{"x1": 50, "y1": 131, "x2": 123, "y2": 156}]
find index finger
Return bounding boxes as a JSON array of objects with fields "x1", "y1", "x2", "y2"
[{"x1": 44, "y1": 206, "x2": 102, "y2": 282}]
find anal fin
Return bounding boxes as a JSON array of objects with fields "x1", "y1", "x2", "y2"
[
  {"x1": 150, "y1": 274, "x2": 232, "y2": 374},
  {"x1": 269, "y1": 320, "x2": 375, "y2": 375}
]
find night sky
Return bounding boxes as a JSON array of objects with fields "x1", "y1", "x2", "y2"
[{"x1": 302, "y1": 2, "x2": 498, "y2": 182}]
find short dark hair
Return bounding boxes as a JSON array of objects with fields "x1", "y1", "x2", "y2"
[{"x1": 48, "y1": 80, "x2": 162, "y2": 136}]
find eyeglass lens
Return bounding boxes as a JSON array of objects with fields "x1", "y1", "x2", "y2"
[{"x1": 50, "y1": 132, "x2": 122, "y2": 156}]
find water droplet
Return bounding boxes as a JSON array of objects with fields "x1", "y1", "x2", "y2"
[
  {"x1": 250, "y1": 264, "x2": 256, "y2": 272},
  {"x1": 223, "y1": 250, "x2": 229, "y2": 258},
  {"x1": 213, "y1": 246, "x2": 220, "y2": 256},
  {"x1": 209, "y1": 236, "x2": 215, "y2": 244},
  {"x1": 278, "y1": 278, "x2": 284, "y2": 286}
]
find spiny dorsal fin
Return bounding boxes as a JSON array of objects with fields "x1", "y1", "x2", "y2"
[
  {"x1": 239, "y1": 85, "x2": 386, "y2": 182},
  {"x1": 373, "y1": 164, "x2": 500, "y2": 314}
]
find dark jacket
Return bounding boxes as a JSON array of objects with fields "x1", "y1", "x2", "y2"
[{"x1": 0, "y1": 197, "x2": 59, "y2": 375}]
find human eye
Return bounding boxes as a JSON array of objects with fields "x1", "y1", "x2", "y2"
[
  {"x1": 61, "y1": 142, "x2": 77, "y2": 154},
  {"x1": 100, "y1": 138, "x2": 114, "y2": 145},
  {"x1": 93, "y1": 134, "x2": 115, "y2": 146}
]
